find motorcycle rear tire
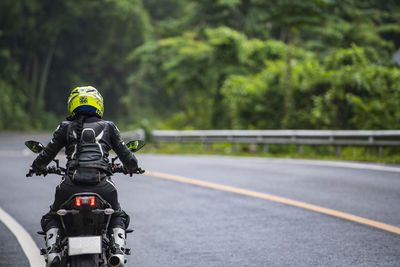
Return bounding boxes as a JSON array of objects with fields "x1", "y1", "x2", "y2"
[{"x1": 70, "y1": 254, "x2": 98, "y2": 267}]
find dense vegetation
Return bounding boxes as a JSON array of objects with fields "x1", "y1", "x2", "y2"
[{"x1": 1, "y1": 0, "x2": 399, "y2": 131}]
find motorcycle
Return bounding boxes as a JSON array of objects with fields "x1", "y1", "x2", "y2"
[{"x1": 25, "y1": 139, "x2": 146, "y2": 267}]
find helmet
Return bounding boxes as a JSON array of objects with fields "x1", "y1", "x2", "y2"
[{"x1": 67, "y1": 86, "x2": 104, "y2": 118}]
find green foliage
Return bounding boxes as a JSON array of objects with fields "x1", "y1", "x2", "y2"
[
  {"x1": 129, "y1": 27, "x2": 296, "y2": 129},
  {"x1": 143, "y1": 142, "x2": 400, "y2": 164},
  {"x1": 1, "y1": 0, "x2": 400, "y2": 133},
  {"x1": 312, "y1": 47, "x2": 400, "y2": 129},
  {"x1": 0, "y1": 0, "x2": 152, "y2": 130},
  {"x1": 0, "y1": 47, "x2": 29, "y2": 130},
  {"x1": 222, "y1": 45, "x2": 400, "y2": 130},
  {"x1": 127, "y1": 0, "x2": 400, "y2": 131}
]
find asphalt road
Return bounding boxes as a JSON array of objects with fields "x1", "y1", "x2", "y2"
[{"x1": 0, "y1": 133, "x2": 399, "y2": 266}]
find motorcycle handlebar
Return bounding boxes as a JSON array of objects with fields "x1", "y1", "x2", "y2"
[
  {"x1": 112, "y1": 165, "x2": 145, "y2": 175},
  {"x1": 27, "y1": 165, "x2": 145, "y2": 177},
  {"x1": 26, "y1": 166, "x2": 65, "y2": 177},
  {"x1": 112, "y1": 165, "x2": 126, "y2": 173},
  {"x1": 26, "y1": 169, "x2": 35, "y2": 177}
]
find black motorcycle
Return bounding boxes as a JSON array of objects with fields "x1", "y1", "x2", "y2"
[{"x1": 25, "y1": 139, "x2": 145, "y2": 267}]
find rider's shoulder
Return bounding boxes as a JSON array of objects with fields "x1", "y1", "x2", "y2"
[
  {"x1": 51, "y1": 121, "x2": 71, "y2": 139},
  {"x1": 101, "y1": 120, "x2": 116, "y2": 126},
  {"x1": 55, "y1": 121, "x2": 71, "y2": 130},
  {"x1": 102, "y1": 120, "x2": 120, "y2": 132}
]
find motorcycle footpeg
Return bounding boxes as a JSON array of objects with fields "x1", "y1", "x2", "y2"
[
  {"x1": 125, "y1": 248, "x2": 131, "y2": 255},
  {"x1": 40, "y1": 248, "x2": 47, "y2": 255}
]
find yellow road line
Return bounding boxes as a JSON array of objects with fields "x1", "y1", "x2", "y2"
[{"x1": 144, "y1": 170, "x2": 400, "y2": 235}]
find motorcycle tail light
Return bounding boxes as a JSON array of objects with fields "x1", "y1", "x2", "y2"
[
  {"x1": 75, "y1": 196, "x2": 96, "y2": 207},
  {"x1": 90, "y1": 196, "x2": 96, "y2": 206},
  {"x1": 75, "y1": 197, "x2": 81, "y2": 207}
]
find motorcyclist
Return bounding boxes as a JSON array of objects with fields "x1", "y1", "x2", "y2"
[{"x1": 30, "y1": 86, "x2": 138, "y2": 267}]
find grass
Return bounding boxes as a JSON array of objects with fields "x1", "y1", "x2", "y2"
[{"x1": 139, "y1": 142, "x2": 400, "y2": 164}]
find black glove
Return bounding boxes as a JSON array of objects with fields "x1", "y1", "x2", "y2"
[
  {"x1": 135, "y1": 167, "x2": 145, "y2": 174},
  {"x1": 122, "y1": 166, "x2": 130, "y2": 175},
  {"x1": 116, "y1": 166, "x2": 144, "y2": 175},
  {"x1": 125, "y1": 167, "x2": 145, "y2": 176},
  {"x1": 27, "y1": 164, "x2": 47, "y2": 177}
]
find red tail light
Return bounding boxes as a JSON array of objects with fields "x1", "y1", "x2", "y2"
[
  {"x1": 90, "y1": 196, "x2": 96, "y2": 206},
  {"x1": 75, "y1": 197, "x2": 81, "y2": 207},
  {"x1": 74, "y1": 196, "x2": 96, "y2": 207}
]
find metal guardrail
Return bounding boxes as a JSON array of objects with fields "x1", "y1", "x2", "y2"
[
  {"x1": 151, "y1": 130, "x2": 400, "y2": 146},
  {"x1": 121, "y1": 129, "x2": 146, "y2": 142},
  {"x1": 150, "y1": 130, "x2": 400, "y2": 157}
]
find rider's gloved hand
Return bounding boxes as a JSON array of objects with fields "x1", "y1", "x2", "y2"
[
  {"x1": 135, "y1": 167, "x2": 145, "y2": 174},
  {"x1": 121, "y1": 166, "x2": 130, "y2": 175},
  {"x1": 30, "y1": 164, "x2": 47, "y2": 176},
  {"x1": 117, "y1": 166, "x2": 144, "y2": 175}
]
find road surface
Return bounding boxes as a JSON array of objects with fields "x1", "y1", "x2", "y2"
[{"x1": 0, "y1": 133, "x2": 399, "y2": 266}]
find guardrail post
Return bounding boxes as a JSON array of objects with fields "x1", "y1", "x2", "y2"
[
  {"x1": 298, "y1": 145, "x2": 303, "y2": 155},
  {"x1": 233, "y1": 142, "x2": 238, "y2": 153},
  {"x1": 335, "y1": 146, "x2": 340, "y2": 157},
  {"x1": 179, "y1": 137, "x2": 184, "y2": 148},
  {"x1": 378, "y1": 146, "x2": 383, "y2": 158},
  {"x1": 205, "y1": 143, "x2": 211, "y2": 151},
  {"x1": 263, "y1": 144, "x2": 269, "y2": 154}
]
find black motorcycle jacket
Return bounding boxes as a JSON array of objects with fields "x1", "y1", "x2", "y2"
[{"x1": 32, "y1": 115, "x2": 138, "y2": 174}]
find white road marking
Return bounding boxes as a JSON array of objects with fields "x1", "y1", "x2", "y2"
[
  {"x1": 0, "y1": 207, "x2": 43, "y2": 266},
  {"x1": 262, "y1": 158, "x2": 400, "y2": 173}
]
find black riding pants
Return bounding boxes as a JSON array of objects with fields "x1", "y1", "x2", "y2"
[{"x1": 41, "y1": 176, "x2": 130, "y2": 231}]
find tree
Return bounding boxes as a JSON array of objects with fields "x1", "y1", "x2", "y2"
[
  {"x1": 129, "y1": 27, "x2": 287, "y2": 129},
  {"x1": 0, "y1": 0, "x2": 152, "y2": 129},
  {"x1": 312, "y1": 46, "x2": 400, "y2": 129}
]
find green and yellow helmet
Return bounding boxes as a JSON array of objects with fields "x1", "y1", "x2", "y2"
[{"x1": 67, "y1": 86, "x2": 104, "y2": 118}]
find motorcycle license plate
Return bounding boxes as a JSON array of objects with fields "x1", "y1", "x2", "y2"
[{"x1": 68, "y1": 236, "x2": 102, "y2": 256}]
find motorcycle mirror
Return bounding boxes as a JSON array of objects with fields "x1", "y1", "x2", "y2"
[
  {"x1": 25, "y1": 140, "x2": 44, "y2": 153},
  {"x1": 126, "y1": 140, "x2": 145, "y2": 152}
]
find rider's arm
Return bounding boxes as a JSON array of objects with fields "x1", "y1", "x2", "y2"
[
  {"x1": 109, "y1": 122, "x2": 138, "y2": 172},
  {"x1": 32, "y1": 122, "x2": 68, "y2": 170}
]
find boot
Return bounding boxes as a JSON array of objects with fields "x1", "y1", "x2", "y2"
[
  {"x1": 45, "y1": 228, "x2": 61, "y2": 267},
  {"x1": 108, "y1": 228, "x2": 127, "y2": 267}
]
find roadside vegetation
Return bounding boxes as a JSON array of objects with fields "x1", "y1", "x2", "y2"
[
  {"x1": 1, "y1": 0, "x2": 399, "y2": 162},
  {"x1": 139, "y1": 142, "x2": 400, "y2": 164}
]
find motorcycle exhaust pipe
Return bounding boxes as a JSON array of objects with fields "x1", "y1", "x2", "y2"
[{"x1": 108, "y1": 254, "x2": 125, "y2": 267}]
